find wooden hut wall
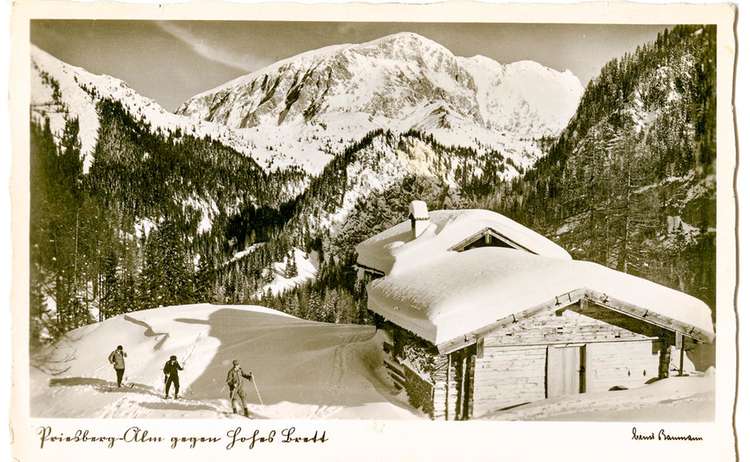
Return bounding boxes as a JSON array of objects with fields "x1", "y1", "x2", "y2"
[{"x1": 471, "y1": 300, "x2": 671, "y2": 417}]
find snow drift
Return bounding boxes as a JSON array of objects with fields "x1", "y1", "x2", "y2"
[
  {"x1": 484, "y1": 375, "x2": 714, "y2": 421},
  {"x1": 30, "y1": 304, "x2": 419, "y2": 419}
]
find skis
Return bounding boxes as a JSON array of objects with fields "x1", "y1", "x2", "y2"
[
  {"x1": 222, "y1": 412, "x2": 255, "y2": 419},
  {"x1": 104, "y1": 384, "x2": 135, "y2": 392},
  {"x1": 221, "y1": 409, "x2": 267, "y2": 419}
]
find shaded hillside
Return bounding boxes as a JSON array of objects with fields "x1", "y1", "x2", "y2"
[
  {"x1": 29, "y1": 99, "x2": 305, "y2": 343},
  {"x1": 30, "y1": 107, "x2": 511, "y2": 342},
  {"x1": 482, "y1": 25, "x2": 717, "y2": 313}
]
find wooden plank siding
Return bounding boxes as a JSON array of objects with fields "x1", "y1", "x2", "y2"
[
  {"x1": 470, "y1": 300, "x2": 668, "y2": 417},
  {"x1": 473, "y1": 345, "x2": 548, "y2": 416},
  {"x1": 437, "y1": 289, "x2": 587, "y2": 355},
  {"x1": 585, "y1": 341, "x2": 659, "y2": 392}
]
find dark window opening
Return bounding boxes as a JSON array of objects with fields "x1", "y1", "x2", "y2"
[{"x1": 458, "y1": 233, "x2": 516, "y2": 251}]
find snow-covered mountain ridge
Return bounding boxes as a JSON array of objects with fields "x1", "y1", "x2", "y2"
[
  {"x1": 177, "y1": 32, "x2": 584, "y2": 174},
  {"x1": 27, "y1": 35, "x2": 586, "y2": 338},
  {"x1": 32, "y1": 34, "x2": 583, "y2": 177},
  {"x1": 30, "y1": 45, "x2": 266, "y2": 174}
]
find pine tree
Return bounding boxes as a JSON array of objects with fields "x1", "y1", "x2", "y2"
[{"x1": 284, "y1": 250, "x2": 298, "y2": 278}]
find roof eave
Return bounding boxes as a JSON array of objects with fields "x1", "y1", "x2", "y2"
[
  {"x1": 354, "y1": 261, "x2": 385, "y2": 277},
  {"x1": 433, "y1": 287, "x2": 713, "y2": 354},
  {"x1": 583, "y1": 288, "x2": 715, "y2": 344}
]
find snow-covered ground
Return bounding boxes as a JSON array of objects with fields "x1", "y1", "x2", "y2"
[
  {"x1": 30, "y1": 304, "x2": 419, "y2": 419},
  {"x1": 30, "y1": 303, "x2": 714, "y2": 421},
  {"x1": 484, "y1": 375, "x2": 714, "y2": 421}
]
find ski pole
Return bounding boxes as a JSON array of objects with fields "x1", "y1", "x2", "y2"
[
  {"x1": 251, "y1": 377, "x2": 264, "y2": 406},
  {"x1": 181, "y1": 333, "x2": 203, "y2": 366}
]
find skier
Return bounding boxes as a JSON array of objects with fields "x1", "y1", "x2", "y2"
[
  {"x1": 163, "y1": 355, "x2": 183, "y2": 399},
  {"x1": 108, "y1": 345, "x2": 127, "y2": 387},
  {"x1": 226, "y1": 359, "x2": 254, "y2": 417}
]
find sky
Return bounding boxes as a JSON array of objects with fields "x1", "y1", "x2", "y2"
[{"x1": 31, "y1": 20, "x2": 668, "y2": 112}]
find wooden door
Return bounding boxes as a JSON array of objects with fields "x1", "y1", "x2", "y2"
[{"x1": 546, "y1": 345, "x2": 586, "y2": 398}]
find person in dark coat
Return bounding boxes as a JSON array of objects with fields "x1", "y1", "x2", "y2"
[
  {"x1": 108, "y1": 345, "x2": 127, "y2": 387},
  {"x1": 163, "y1": 355, "x2": 184, "y2": 399},
  {"x1": 226, "y1": 359, "x2": 253, "y2": 416}
]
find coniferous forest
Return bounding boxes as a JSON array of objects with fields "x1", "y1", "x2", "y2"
[
  {"x1": 483, "y1": 25, "x2": 716, "y2": 312},
  {"x1": 30, "y1": 25, "x2": 716, "y2": 346}
]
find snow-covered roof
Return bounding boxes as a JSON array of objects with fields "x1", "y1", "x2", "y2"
[
  {"x1": 366, "y1": 247, "x2": 714, "y2": 348},
  {"x1": 355, "y1": 209, "x2": 572, "y2": 275}
]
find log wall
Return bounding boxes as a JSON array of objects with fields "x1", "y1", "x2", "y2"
[
  {"x1": 471, "y1": 302, "x2": 668, "y2": 417},
  {"x1": 381, "y1": 323, "x2": 444, "y2": 419}
]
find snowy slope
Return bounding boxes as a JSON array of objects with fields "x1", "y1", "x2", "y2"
[
  {"x1": 30, "y1": 304, "x2": 420, "y2": 419},
  {"x1": 257, "y1": 248, "x2": 319, "y2": 297},
  {"x1": 177, "y1": 32, "x2": 584, "y2": 175},
  {"x1": 30, "y1": 303, "x2": 713, "y2": 420},
  {"x1": 30, "y1": 45, "x2": 265, "y2": 174}
]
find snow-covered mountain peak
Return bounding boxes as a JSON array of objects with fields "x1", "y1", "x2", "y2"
[
  {"x1": 31, "y1": 33, "x2": 584, "y2": 177},
  {"x1": 176, "y1": 33, "x2": 584, "y2": 175},
  {"x1": 349, "y1": 31, "x2": 455, "y2": 61}
]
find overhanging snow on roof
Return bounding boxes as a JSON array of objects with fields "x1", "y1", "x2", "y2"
[
  {"x1": 355, "y1": 209, "x2": 572, "y2": 275},
  {"x1": 366, "y1": 247, "x2": 714, "y2": 349}
]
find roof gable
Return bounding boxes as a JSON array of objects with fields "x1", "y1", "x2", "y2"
[
  {"x1": 450, "y1": 227, "x2": 535, "y2": 253},
  {"x1": 435, "y1": 288, "x2": 713, "y2": 355},
  {"x1": 356, "y1": 209, "x2": 571, "y2": 275}
]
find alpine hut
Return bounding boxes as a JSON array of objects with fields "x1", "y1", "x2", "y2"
[{"x1": 355, "y1": 201, "x2": 715, "y2": 420}]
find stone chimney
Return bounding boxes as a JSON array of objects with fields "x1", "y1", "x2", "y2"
[{"x1": 408, "y1": 200, "x2": 430, "y2": 240}]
